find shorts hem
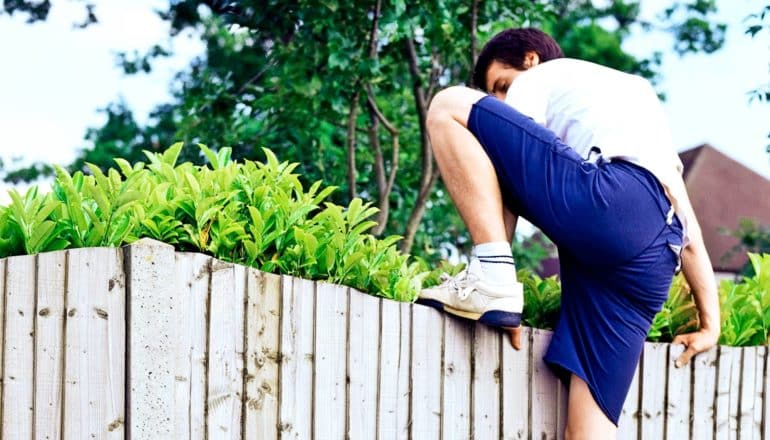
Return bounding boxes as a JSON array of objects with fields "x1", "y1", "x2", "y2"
[{"x1": 543, "y1": 356, "x2": 621, "y2": 427}]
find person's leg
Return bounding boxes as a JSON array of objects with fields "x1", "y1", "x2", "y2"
[
  {"x1": 421, "y1": 86, "x2": 523, "y2": 341},
  {"x1": 504, "y1": 206, "x2": 518, "y2": 243},
  {"x1": 565, "y1": 374, "x2": 617, "y2": 439},
  {"x1": 426, "y1": 86, "x2": 508, "y2": 245}
]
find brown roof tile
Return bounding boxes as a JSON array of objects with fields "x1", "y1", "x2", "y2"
[{"x1": 680, "y1": 144, "x2": 770, "y2": 272}]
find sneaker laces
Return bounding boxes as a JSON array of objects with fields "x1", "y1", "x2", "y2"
[{"x1": 439, "y1": 269, "x2": 478, "y2": 301}]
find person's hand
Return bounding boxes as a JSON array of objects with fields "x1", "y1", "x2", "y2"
[
  {"x1": 672, "y1": 328, "x2": 720, "y2": 367},
  {"x1": 505, "y1": 326, "x2": 522, "y2": 350}
]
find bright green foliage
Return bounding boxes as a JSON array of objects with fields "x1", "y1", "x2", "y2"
[
  {"x1": 718, "y1": 253, "x2": 770, "y2": 346},
  {"x1": 0, "y1": 144, "x2": 425, "y2": 302},
  {"x1": 647, "y1": 274, "x2": 699, "y2": 342},
  {"x1": 519, "y1": 269, "x2": 562, "y2": 331}
]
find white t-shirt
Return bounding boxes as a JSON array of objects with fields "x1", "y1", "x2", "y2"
[{"x1": 504, "y1": 58, "x2": 690, "y2": 245}]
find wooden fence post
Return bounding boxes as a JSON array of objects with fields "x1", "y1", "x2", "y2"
[{"x1": 124, "y1": 238, "x2": 176, "y2": 438}]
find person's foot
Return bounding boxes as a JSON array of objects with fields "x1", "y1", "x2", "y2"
[{"x1": 417, "y1": 259, "x2": 523, "y2": 329}]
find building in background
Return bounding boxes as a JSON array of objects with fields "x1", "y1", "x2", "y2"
[{"x1": 679, "y1": 144, "x2": 770, "y2": 279}]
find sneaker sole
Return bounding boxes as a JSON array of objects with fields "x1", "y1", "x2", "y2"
[{"x1": 415, "y1": 299, "x2": 521, "y2": 328}]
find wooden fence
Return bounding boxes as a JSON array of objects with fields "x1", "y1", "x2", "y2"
[{"x1": 0, "y1": 238, "x2": 767, "y2": 439}]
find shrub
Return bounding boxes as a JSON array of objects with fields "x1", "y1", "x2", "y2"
[{"x1": 0, "y1": 144, "x2": 426, "y2": 302}]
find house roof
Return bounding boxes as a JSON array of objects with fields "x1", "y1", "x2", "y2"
[{"x1": 679, "y1": 144, "x2": 770, "y2": 273}]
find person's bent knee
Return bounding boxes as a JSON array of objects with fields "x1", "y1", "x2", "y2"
[{"x1": 427, "y1": 85, "x2": 485, "y2": 131}]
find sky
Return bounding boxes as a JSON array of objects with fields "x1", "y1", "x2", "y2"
[{"x1": 0, "y1": 0, "x2": 769, "y2": 203}]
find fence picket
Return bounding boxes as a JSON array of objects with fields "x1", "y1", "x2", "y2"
[
  {"x1": 377, "y1": 300, "x2": 411, "y2": 440},
  {"x1": 313, "y1": 283, "x2": 347, "y2": 439},
  {"x1": 174, "y1": 253, "x2": 210, "y2": 440},
  {"x1": 0, "y1": 259, "x2": 4, "y2": 431},
  {"x1": 244, "y1": 269, "x2": 281, "y2": 439},
  {"x1": 347, "y1": 291, "x2": 380, "y2": 439},
  {"x1": 641, "y1": 342, "x2": 667, "y2": 439},
  {"x1": 666, "y1": 343, "x2": 692, "y2": 439},
  {"x1": 753, "y1": 347, "x2": 766, "y2": 440},
  {"x1": 715, "y1": 346, "x2": 735, "y2": 440},
  {"x1": 442, "y1": 316, "x2": 472, "y2": 440},
  {"x1": 531, "y1": 329, "x2": 558, "y2": 440},
  {"x1": 34, "y1": 252, "x2": 66, "y2": 439},
  {"x1": 502, "y1": 326, "x2": 531, "y2": 439},
  {"x1": 278, "y1": 276, "x2": 315, "y2": 439},
  {"x1": 692, "y1": 346, "x2": 718, "y2": 440},
  {"x1": 410, "y1": 303, "x2": 443, "y2": 439},
  {"x1": 1, "y1": 255, "x2": 35, "y2": 438},
  {"x1": 64, "y1": 248, "x2": 124, "y2": 438},
  {"x1": 729, "y1": 347, "x2": 742, "y2": 440},
  {"x1": 206, "y1": 260, "x2": 243, "y2": 439},
  {"x1": 473, "y1": 324, "x2": 502, "y2": 439}
]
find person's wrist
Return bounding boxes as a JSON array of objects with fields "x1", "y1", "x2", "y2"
[{"x1": 700, "y1": 325, "x2": 720, "y2": 340}]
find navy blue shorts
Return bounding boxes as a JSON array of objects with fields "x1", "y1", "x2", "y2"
[{"x1": 467, "y1": 95, "x2": 683, "y2": 425}]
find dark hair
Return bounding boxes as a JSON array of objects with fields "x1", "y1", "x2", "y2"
[{"x1": 472, "y1": 28, "x2": 564, "y2": 91}]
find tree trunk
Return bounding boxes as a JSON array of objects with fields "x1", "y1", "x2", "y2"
[{"x1": 400, "y1": 36, "x2": 439, "y2": 253}]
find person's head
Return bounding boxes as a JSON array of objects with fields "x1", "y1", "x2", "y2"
[{"x1": 473, "y1": 28, "x2": 563, "y2": 100}]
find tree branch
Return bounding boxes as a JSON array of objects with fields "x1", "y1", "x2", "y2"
[
  {"x1": 346, "y1": 90, "x2": 360, "y2": 200},
  {"x1": 365, "y1": 85, "x2": 400, "y2": 235},
  {"x1": 470, "y1": 0, "x2": 480, "y2": 84},
  {"x1": 401, "y1": 33, "x2": 439, "y2": 253}
]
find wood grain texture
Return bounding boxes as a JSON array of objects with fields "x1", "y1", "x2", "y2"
[
  {"x1": 410, "y1": 303, "x2": 443, "y2": 440},
  {"x1": 313, "y1": 282, "x2": 347, "y2": 439},
  {"x1": 442, "y1": 316, "x2": 472, "y2": 440},
  {"x1": 347, "y1": 290, "x2": 380, "y2": 439},
  {"x1": 244, "y1": 269, "x2": 281, "y2": 439},
  {"x1": 33, "y1": 252, "x2": 66, "y2": 439},
  {"x1": 502, "y1": 326, "x2": 531, "y2": 440},
  {"x1": 1, "y1": 255, "x2": 36, "y2": 438}
]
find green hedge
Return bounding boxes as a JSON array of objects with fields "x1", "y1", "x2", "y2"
[{"x1": 0, "y1": 144, "x2": 767, "y2": 347}]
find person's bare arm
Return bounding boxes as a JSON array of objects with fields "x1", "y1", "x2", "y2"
[{"x1": 670, "y1": 181, "x2": 721, "y2": 367}]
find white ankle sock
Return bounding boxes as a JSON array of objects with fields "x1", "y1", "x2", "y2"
[{"x1": 471, "y1": 241, "x2": 517, "y2": 285}]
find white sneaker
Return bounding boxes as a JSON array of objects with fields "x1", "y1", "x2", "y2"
[{"x1": 417, "y1": 259, "x2": 523, "y2": 328}]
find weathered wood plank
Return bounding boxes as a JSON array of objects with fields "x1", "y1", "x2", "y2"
[
  {"x1": 531, "y1": 328, "x2": 557, "y2": 440},
  {"x1": 442, "y1": 315, "x2": 472, "y2": 440},
  {"x1": 739, "y1": 346, "x2": 758, "y2": 440},
  {"x1": 410, "y1": 303, "x2": 443, "y2": 439},
  {"x1": 34, "y1": 252, "x2": 66, "y2": 439},
  {"x1": 753, "y1": 346, "x2": 765, "y2": 440},
  {"x1": 313, "y1": 282, "x2": 347, "y2": 439},
  {"x1": 377, "y1": 300, "x2": 411, "y2": 440},
  {"x1": 278, "y1": 276, "x2": 315, "y2": 439},
  {"x1": 244, "y1": 270, "x2": 281, "y2": 439},
  {"x1": 640, "y1": 342, "x2": 667, "y2": 440},
  {"x1": 762, "y1": 349, "x2": 770, "y2": 440},
  {"x1": 64, "y1": 248, "x2": 124, "y2": 438},
  {"x1": 348, "y1": 290, "x2": 380, "y2": 439},
  {"x1": 692, "y1": 346, "x2": 718, "y2": 440},
  {"x1": 0, "y1": 259, "x2": 5, "y2": 430},
  {"x1": 715, "y1": 345, "x2": 735, "y2": 440},
  {"x1": 666, "y1": 343, "x2": 692, "y2": 439},
  {"x1": 617, "y1": 362, "x2": 641, "y2": 439},
  {"x1": 1, "y1": 255, "x2": 36, "y2": 438},
  {"x1": 555, "y1": 371, "x2": 569, "y2": 440},
  {"x1": 232, "y1": 264, "x2": 246, "y2": 437},
  {"x1": 502, "y1": 326, "x2": 531, "y2": 440},
  {"x1": 124, "y1": 239, "x2": 176, "y2": 437},
  {"x1": 472, "y1": 324, "x2": 501, "y2": 439},
  {"x1": 729, "y1": 346, "x2": 741, "y2": 440},
  {"x1": 206, "y1": 260, "x2": 243, "y2": 439},
  {"x1": 173, "y1": 253, "x2": 210, "y2": 440}
]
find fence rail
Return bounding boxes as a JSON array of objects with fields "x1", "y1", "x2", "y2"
[{"x1": 0, "y1": 239, "x2": 766, "y2": 439}]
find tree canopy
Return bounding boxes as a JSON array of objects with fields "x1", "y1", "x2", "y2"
[{"x1": 1, "y1": 0, "x2": 727, "y2": 260}]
